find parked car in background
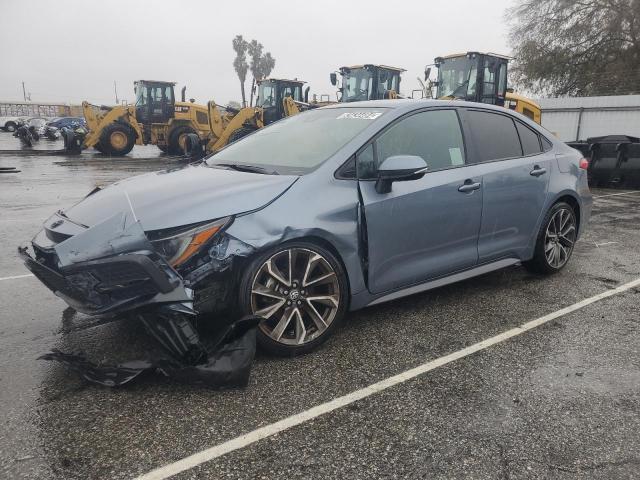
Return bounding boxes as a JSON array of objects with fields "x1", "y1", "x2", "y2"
[
  {"x1": 0, "y1": 116, "x2": 22, "y2": 132},
  {"x1": 26, "y1": 117, "x2": 49, "y2": 136},
  {"x1": 21, "y1": 100, "x2": 592, "y2": 357},
  {"x1": 46, "y1": 116, "x2": 86, "y2": 129}
]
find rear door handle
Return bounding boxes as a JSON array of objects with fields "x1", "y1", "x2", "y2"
[
  {"x1": 530, "y1": 166, "x2": 547, "y2": 177},
  {"x1": 458, "y1": 181, "x2": 481, "y2": 193}
]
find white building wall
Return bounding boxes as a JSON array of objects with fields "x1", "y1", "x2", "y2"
[{"x1": 537, "y1": 95, "x2": 640, "y2": 142}]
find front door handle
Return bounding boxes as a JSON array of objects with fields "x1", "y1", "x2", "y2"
[
  {"x1": 530, "y1": 166, "x2": 547, "y2": 177},
  {"x1": 458, "y1": 181, "x2": 481, "y2": 193}
]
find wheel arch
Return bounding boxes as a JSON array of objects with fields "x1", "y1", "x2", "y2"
[{"x1": 549, "y1": 191, "x2": 582, "y2": 234}]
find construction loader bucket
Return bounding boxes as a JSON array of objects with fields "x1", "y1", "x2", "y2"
[{"x1": 574, "y1": 135, "x2": 640, "y2": 189}]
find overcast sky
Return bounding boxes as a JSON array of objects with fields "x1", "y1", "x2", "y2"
[{"x1": 0, "y1": 0, "x2": 515, "y2": 106}]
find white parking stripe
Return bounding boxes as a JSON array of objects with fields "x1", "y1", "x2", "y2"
[
  {"x1": 0, "y1": 274, "x2": 34, "y2": 282},
  {"x1": 594, "y1": 191, "x2": 640, "y2": 198},
  {"x1": 135, "y1": 277, "x2": 640, "y2": 480}
]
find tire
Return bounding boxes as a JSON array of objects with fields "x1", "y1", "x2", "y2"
[
  {"x1": 4, "y1": 121, "x2": 17, "y2": 132},
  {"x1": 97, "y1": 123, "x2": 135, "y2": 156},
  {"x1": 228, "y1": 126, "x2": 255, "y2": 145},
  {"x1": 524, "y1": 202, "x2": 577, "y2": 274},
  {"x1": 167, "y1": 125, "x2": 196, "y2": 155},
  {"x1": 157, "y1": 144, "x2": 168, "y2": 153},
  {"x1": 238, "y1": 241, "x2": 348, "y2": 356}
]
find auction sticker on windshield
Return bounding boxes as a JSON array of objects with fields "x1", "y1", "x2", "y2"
[{"x1": 336, "y1": 112, "x2": 383, "y2": 120}]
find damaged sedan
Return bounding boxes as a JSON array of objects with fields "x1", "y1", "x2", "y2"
[{"x1": 22, "y1": 100, "x2": 591, "y2": 374}]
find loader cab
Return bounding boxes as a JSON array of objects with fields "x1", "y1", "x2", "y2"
[
  {"x1": 333, "y1": 64, "x2": 405, "y2": 102},
  {"x1": 434, "y1": 52, "x2": 509, "y2": 106},
  {"x1": 134, "y1": 80, "x2": 176, "y2": 125},
  {"x1": 256, "y1": 78, "x2": 305, "y2": 125}
]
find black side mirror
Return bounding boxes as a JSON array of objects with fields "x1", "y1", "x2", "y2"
[
  {"x1": 375, "y1": 155, "x2": 428, "y2": 194},
  {"x1": 330, "y1": 72, "x2": 337, "y2": 86},
  {"x1": 304, "y1": 86, "x2": 310, "y2": 103},
  {"x1": 424, "y1": 67, "x2": 431, "y2": 81}
]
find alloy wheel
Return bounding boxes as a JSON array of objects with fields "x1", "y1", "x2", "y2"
[
  {"x1": 250, "y1": 248, "x2": 340, "y2": 346},
  {"x1": 544, "y1": 207, "x2": 576, "y2": 269}
]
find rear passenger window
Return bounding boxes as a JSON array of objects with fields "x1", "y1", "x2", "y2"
[
  {"x1": 542, "y1": 137, "x2": 553, "y2": 151},
  {"x1": 467, "y1": 110, "x2": 522, "y2": 162},
  {"x1": 516, "y1": 122, "x2": 541, "y2": 155},
  {"x1": 371, "y1": 109, "x2": 465, "y2": 176}
]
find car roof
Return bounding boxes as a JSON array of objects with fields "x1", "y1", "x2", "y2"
[{"x1": 320, "y1": 99, "x2": 517, "y2": 115}]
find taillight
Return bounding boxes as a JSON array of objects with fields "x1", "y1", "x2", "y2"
[{"x1": 579, "y1": 158, "x2": 589, "y2": 170}]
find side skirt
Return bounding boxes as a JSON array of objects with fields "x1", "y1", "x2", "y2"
[{"x1": 365, "y1": 258, "x2": 520, "y2": 307}]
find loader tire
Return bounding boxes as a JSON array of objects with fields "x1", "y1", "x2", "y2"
[
  {"x1": 168, "y1": 126, "x2": 197, "y2": 155},
  {"x1": 228, "y1": 126, "x2": 256, "y2": 145},
  {"x1": 97, "y1": 123, "x2": 135, "y2": 156}
]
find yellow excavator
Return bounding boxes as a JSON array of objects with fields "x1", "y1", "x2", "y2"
[
  {"x1": 429, "y1": 52, "x2": 542, "y2": 123},
  {"x1": 78, "y1": 80, "x2": 212, "y2": 156},
  {"x1": 71, "y1": 78, "x2": 310, "y2": 157},
  {"x1": 330, "y1": 64, "x2": 405, "y2": 102},
  {"x1": 183, "y1": 77, "x2": 312, "y2": 157}
]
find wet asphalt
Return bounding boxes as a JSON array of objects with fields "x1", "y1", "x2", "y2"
[{"x1": 0, "y1": 133, "x2": 638, "y2": 479}]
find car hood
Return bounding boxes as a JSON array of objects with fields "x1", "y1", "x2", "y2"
[{"x1": 63, "y1": 164, "x2": 298, "y2": 231}]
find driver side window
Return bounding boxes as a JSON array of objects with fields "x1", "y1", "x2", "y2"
[{"x1": 357, "y1": 109, "x2": 466, "y2": 179}]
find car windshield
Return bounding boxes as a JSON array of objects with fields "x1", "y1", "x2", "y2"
[
  {"x1": 437, "y1": 56, "x2": 476, "y2": 98},
  {"x1": 205, "y1": 107, "x2": 386, "y2": 175}
]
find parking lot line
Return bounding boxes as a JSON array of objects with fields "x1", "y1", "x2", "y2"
[
  {"x1": 0, "y1": 273, "x2": 34, "y2": 282},
  {"x1": 135, "y1": 276, "x2": 640, "y2": 480},
  {"x1": 594, "y1": 190, "x2": 640, "y2": 198}
]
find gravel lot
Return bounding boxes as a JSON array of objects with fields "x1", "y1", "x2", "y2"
[{"x1": 1, "y1": 133, "x2": 638, "y2": 479}]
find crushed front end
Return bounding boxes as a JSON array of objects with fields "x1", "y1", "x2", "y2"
[{"x1": 21, "y1": 209, "x2": 259, "y2": 388}]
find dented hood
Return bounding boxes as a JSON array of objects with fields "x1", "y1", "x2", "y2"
[{"x1": 64, "y1": 164, "x2": 298, "y2": 231}]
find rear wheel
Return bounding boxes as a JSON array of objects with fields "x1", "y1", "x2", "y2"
[
  {"x1": 239, "y1": 241, "x2": 348, "y2": 356},
  {"x1": 524, "y1": 202, "x2": 577, "y2": 274},
  {"x1": 167, "y1": 126, "x2": 196, "y2": 155},
  {"x1": 97, "y1": 123, "x2": 135, "y2": 156},
  {"x1": 5, "y1": 121, "x2": 17, "y2": 132}
]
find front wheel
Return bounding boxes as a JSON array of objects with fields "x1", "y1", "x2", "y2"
[
  {"x1": 239, "y1": 242, "x2": 348, "y2": 356},
  {"x1": 524, "y1": 202, "x2": 577, "y2": 274},
  {"x1": 97, "y1": 123, "x2": 135, "y2": 156},
  {"x1": 5, "y1": 121, "x2": 17, "y2": 132}
]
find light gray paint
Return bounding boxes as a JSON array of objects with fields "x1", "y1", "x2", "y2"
[{"x1": 24, "y1": 100, "x2": 592, "y2": 318}]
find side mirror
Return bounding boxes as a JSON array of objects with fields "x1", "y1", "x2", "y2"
[
  {"x1": 375, "y1": 155, "x2": 428, "y2": 194},
  {"x1": 330, "y1": 72, "x2": 337, "y2": 86},
  {"x1": 424, "y1": 67, "x2": 431, "y2": 81}
]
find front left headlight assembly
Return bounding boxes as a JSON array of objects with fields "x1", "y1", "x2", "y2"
[{"x1": 150, "y1": 216, "x2": 231, "y2": 268}]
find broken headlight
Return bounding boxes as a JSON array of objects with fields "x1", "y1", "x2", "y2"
[{"x1": 150, "y1": 217, "x2": 231, "y2": 268}]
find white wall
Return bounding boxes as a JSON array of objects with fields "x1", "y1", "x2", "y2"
[{"x1": 537, "y1": 95, "x2": 640, "y2": 142}]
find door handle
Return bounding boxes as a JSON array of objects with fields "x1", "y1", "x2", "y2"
[
  {"x1": 530, "y1": 166, "x2": 547, "y2": 177},
  {"x1": 458, "y1": 181, "x2": 481, "y2": 193}
]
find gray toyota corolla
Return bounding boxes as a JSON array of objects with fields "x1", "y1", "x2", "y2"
[{"x1": 22, "y1": 100, "x2": 592, "y2": 356}]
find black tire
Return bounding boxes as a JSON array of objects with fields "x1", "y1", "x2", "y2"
[
  {"x1": 238, "y1": 240, "x2": 349, "y2": 356},
  {"x1": 167, "y1": 125, "x2": 196, "y2": 155},
  {"x1": 524, "y1": 201, "x2": 577, "y2": 275},
  {"x1": 228, "y1": 126, "x2": 256, "y2": 145},
  {"x1": 157, "y1": 144, "x2": 168, "y2": 153},
  {"x1": 97, "y1": 123, "x2": 135, "y2": 156},
  {"x1": 5, "y1": 121, "x2": 17, "y2": 132}
]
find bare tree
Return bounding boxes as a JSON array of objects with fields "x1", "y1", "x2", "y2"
[
  {"x1": 508, "y1": 0, "x2": 640, "y2": 96},
  {"x1": 232, "y1": 35, "x2": 249, "y2": 107}
]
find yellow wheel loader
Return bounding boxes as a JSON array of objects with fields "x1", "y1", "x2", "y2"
[
  {"x1": 75, "y1": 80, "x2": 212, "y2": 156},
  {"x1": 330, "y1": 64, "x2": 405, "y2": 102},
  {"x1": 184, "y1": 78, "x2": 312, "y2": 157},
  {"x1": 430, "y1": 52, "x2": 542, "y2": 123}
]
